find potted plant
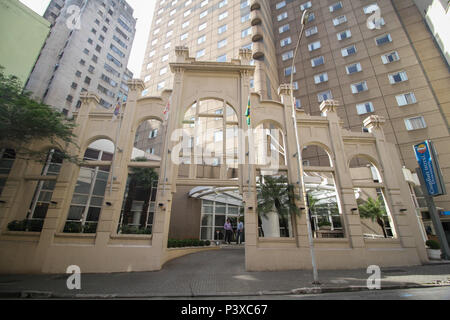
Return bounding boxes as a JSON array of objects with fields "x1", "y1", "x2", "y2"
[{"x1": 425, "y1": 240, "x2": 441, "y2": 260}]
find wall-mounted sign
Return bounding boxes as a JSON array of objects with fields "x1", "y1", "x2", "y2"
[{"x1": 414, "y1": 140, "x2": 446, "y2": 197}]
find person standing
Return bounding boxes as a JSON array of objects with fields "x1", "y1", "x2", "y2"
[
  {"x1": 224, "y1": 218, "x2": 233, "y2": 244},
  {"x1": 236, "y1": 218, "x2": 244, "y2": 245}
]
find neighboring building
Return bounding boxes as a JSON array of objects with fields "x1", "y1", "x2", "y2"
[
  {"x1": 25, "y1": 0, "x2": 136, "y2": 115},
  {"x1": 0, "y1": 0, "x2": 50, "y2": 86},
  {"x1": 413, "y1": 0, "x2": 450, "y2": 67}
]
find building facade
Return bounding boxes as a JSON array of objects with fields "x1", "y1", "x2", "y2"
[
  {"x1": 25, "y1": 0, "x2": 136, "y2": 115},
  {"x1": 0, "y1": 49, "x2": 430, "y2": 273},
  {"x1": 0, "y1": 0, "x2": 51, "y2": 86},
  {"x1": 140, "y1": 0, "x2": 450, "y2": 239}
]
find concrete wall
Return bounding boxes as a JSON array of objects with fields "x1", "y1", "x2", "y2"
[{"x1": 0, "y1": 0, "x2": 50, "y2": 85}]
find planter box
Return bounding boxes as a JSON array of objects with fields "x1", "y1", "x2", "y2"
[{"x1": 427, "y1": 248, "x2": 442, "y2": 260}]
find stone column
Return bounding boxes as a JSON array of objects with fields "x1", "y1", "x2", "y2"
[
  {"x1": 278, "y1": 84, "x2": 308, "y2": 247},
  {"x1": 96, "y1": 81, "x2": 146, "y2": 246},
  {"x1": 364, "y1": 115, "x2": 427, "y2": 262},
  {"x1": 321, "y1": 100, "x2": 365, "y2": 249}
]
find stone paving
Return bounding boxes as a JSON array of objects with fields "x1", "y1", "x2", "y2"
[{"x1": 0, "y1": 246, "x2": 449, "y2": 298}]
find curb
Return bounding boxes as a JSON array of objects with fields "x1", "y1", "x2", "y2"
[{"x1": 1, "y1": 283, "x2": 449, "y2": 299}]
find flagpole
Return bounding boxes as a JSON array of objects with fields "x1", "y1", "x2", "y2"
[{"x1": 110, "y1": 99, "x2": 124, "y2": 195}]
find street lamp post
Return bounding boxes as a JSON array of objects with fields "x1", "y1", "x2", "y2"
[{"x1": 289, "y1": 9, "x2": 320, "y2": 285}]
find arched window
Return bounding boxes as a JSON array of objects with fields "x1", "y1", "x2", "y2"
[
  {"x1": 302, "y1": 145, "x2": 343, "y2": 238},
  {"x1": 26, "y1": 149, "x2": 64, "y2": 231},
  {"x1": 64, "y1": 139, "x2": 114, "y2": 234},
  {"x1": 179, "y1": 99, "x2": 239, "y2": 179},
  {"x1": 132, "y1": 119, "x2": 163, "y2": 161},
  {"x1": 254, "y1": 122, "x2": 286, "y2": 169},
  {"x1": 0, "y1": 149, "x2": 15, "y2": 196},
  {"x1": 349, "y1": 156, "x2": 396, "y2": 239}
]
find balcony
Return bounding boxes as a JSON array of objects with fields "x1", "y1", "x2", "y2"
[
  {"x1": 252, "y1": 24, "x2": 263, "y2": 42},
  {"x1": 250, "y1": 0, "x2": 261, "y2": 11},
  {"x1": 250, "y1": 9, "x2": 262, "y2": 26},
  {"x1": 252, "y1": 41, "x2": 264, "y2": 60}
]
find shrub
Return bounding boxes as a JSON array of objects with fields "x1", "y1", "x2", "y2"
[
  {"x1": 426, "y1": 240, "x2": 441, "y2": 250},
  {"x1": 63, "y1": 221, "x2": 82, "y2": 233},
  {"x1": 7, "y1": 220, "x2": 26, "y2": 231},
  {"x1": 205, "y1": 240, "x2": 211, "y2": 246}
]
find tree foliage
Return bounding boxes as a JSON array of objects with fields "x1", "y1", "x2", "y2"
[
  {"x1": 0, "y1": 67, "x2": 78, "y2": 163},
  {"x1": 358, "y1": 196, "x2": 388, "y2": 238}
]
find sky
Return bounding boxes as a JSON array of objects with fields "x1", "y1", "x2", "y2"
[{"x1": 19, "y1": 0, "x2": 156, "y2": 78}]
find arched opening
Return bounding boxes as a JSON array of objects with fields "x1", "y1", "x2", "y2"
[
  {"x1": 349, "y1": 155, "x2": 396, "y2": 239},
  {"x1": 0, "y1": 149, "x2": 16, "y2": 196},
  {"x1": 63, "y1": 139, "x2": 114, "y2": 234},
  {"x1": 132, "y1": 118, "x2": 163, "y2": 161},
  {"x1": 25, "y1": 149, "x2": 64, "y2": 232},
  {"x1": 302, "y1": 145, "x2": 344, "y2": 238},
  {"x1": 254, "y1": 122, "x2": 286, "y2": 169},
  {"x1": 178, "y1": 99, "x2": 239, "y2": 180},
  {"x1": 256, "y1": 171, "x2": 295, "y2": 238}
]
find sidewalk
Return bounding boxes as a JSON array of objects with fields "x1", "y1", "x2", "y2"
[{"x1": 0, "y1": 247, "x2": 449, "y2": 299}]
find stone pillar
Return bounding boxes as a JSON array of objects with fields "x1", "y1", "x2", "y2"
[
  {"x1": 364, "y1": 115, "x2": 427, "y2": 262},
  {"x1": 321, "y1": 100, "x2": 365, "y2": 249},
  {"x1": 96, "y1": 81, "x2": 146, "y2": 246},
  {"x1": 278, "y1": 84, "x2": 308, "y2": 248}
]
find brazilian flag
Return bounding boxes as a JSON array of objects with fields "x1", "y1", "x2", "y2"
[{"x1": 245, "y1": 96, "x2": 251, "y2": 126}]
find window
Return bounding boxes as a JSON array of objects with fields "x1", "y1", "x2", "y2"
[
  {"x1": 181, "y1": 32, "x2": 188, "y2": 40},
  {"x1": 364, "y1": 3, "x2": 379, "y2": 14},
  {"x1": 276, "y1": 1, "x2": 286, "y2": 10},
  {"x1": 217, "y1": 54, "x2": 227, "y2": 62},
  {"x1": 162, "y1": 54, "x2": 169, "y2": 62},
  {"x1": 346, "y1": 62, "x2": 362, "y2": 74},
  {"x1": 184, "y1": 9, "x2": 192, "y2": 17},
  {"x1": 388, "y1": 71, "x2": 408, "y2": 84},
  {"x1": 241, "y1": 27, "x2": 252, "y2": 38},
  {"x1": 311, "y1": 56, "x2": 324, "y2": 67},
  {"x1": 218, "y1": 39, "x2": 227, "y2": 48},
  {"x1": 241, "y1": 13, "x2": 250, "y2": 23},
  {"x1": 376, "y1": 34, "x2": 392, "y2": 46},
  {"x1": 381, "y1": 51, "x2": 400, "y2": 64},
  {"x1": 318, "y1": 90, "x2": 332, "y2": 102},
  {"x1": 218, "y1": 25, "x2": 227, "y2": 34},
  {"x1": 405, "y1": 116, "x2": 427, "y2": 131},
  {"x1": 201, "y1": 0, "x2": 209, "y2": 7},
  {"x1": 282, "y1": 50, "x2": 294, "y2": 61},
  {"x1": 198, "y1": 35, "x2": 206, "y2": 44},
  {"x1": 337, "y1": 30, "x2": 352, "y2": 41},
  {"x1": 157, "y1": 81, "x2": 165, "y2": 91},
  {"x1": 351, "y1": 81, "x2": 368, "y2": 94},
  {"x1": 314, "y1": 72, "x2": 328, "y2": 84},
  {"x1": 199, "y1": 22, "x2": 207, "y2": 31},
  {"x1": 159, "y1": 67, "x2": 167, "y2": 75},
  {"x1": 300, "y1": 1, "x2": 311, "y2": 10},
  {"x1": 341, "y1": 45, "x2": 357, "y2": 57},
  {"x1": 279, "y1": 24, "x2": 290, "y2": 34},
  {"x1": 333, "y1": 15, "x2": 347, "y2": 26},
  {"x1": 329, "y1": 2, "x2": 343, "y2": 12},
  {"x1": 219, "y1": 11, "x2": 228, "y2": 20},
  {"x1": 356, "y1": 102, "x2": 374, "y2": 115},
  {"x1": 182, "y1": 21, "x2": 190, "y2": 28},
  {"x1": 196, "y1": 49, "x2": 206, "y2": 58},
  {"x1": 219, "y1": 0, "x2": 227, "y2": 8},
  {"x1": 277, "y1": 12, "x2": 288, "y2": 21},
  {"x1": 305, "y1": 26, "x2": 318, "y2": 37},
  {"x1": 396, "y1": 92, "x2": 417, "y2": 106},
  {"x1": 144, "y1": 75, "x2": 151, "y2": 82},
  {"x1": 200, "y1": 10, "x2": 208, "y2": 18},
  {"x1": 280, "y1": 37, "x2": 292, "y2": 47},
  {"x1": 284, "y1": 66, "x2": 296, "y2": 76},
  {"x1": 308, "y1": 41, "x2": 321, "y2": 51}
]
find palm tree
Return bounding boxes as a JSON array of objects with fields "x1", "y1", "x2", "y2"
[
  {"x1": 358, "y1": 196, "x2": 388, "y2": 238},
  {"x1": 257, "y1": 175, "x2": 300, "y2": 237}
]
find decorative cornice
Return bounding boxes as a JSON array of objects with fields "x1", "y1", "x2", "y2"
[
  {"x1": 277, "y1": 83, "x2": 292, "y2": 96},
  {"x1": 320, "y1": 99, "x2": 340, "y2": 114},
  {"x1": 79, "y1": 92, "x2": 100, "y2": 104},
  {"x1": 127, "y1": 79, "x2": 145, "y2": 91},
  {"x1": 363, "y1": 115, "x2": 386, "y2": 131}
]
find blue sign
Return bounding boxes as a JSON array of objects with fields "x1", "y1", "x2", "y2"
[
  {"x1": 442, "y1": 211, "x2": 450, "y2": 216},
  {"x1": 414, "y1": 141, "x2": 445, "y2": 197}
]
